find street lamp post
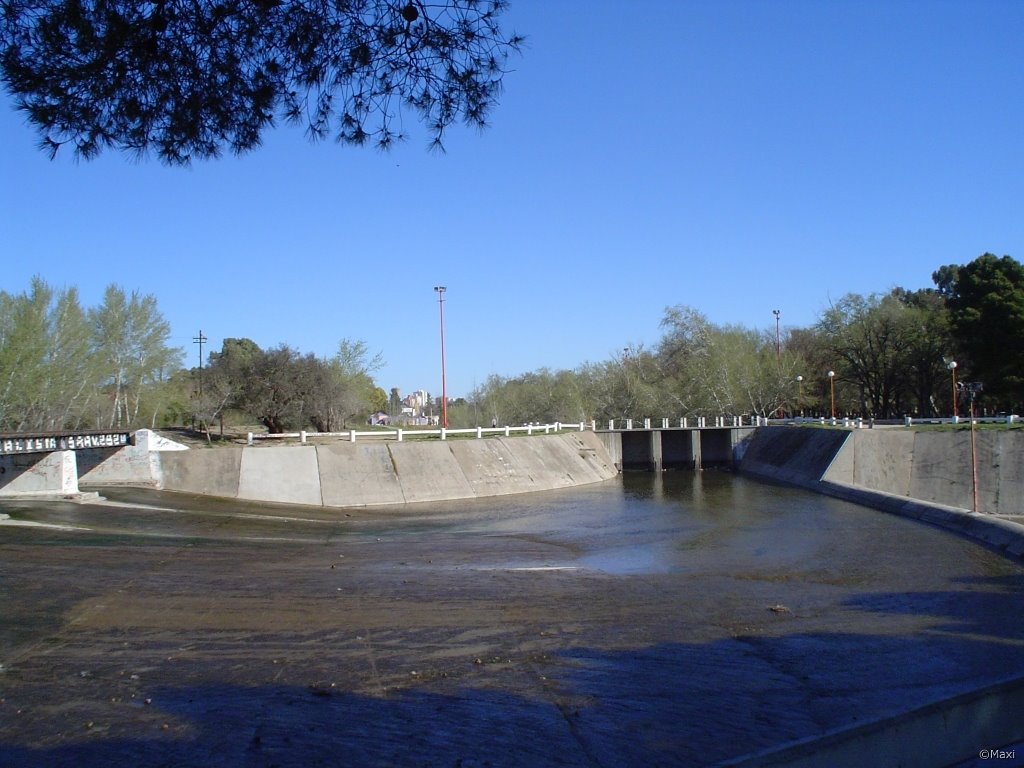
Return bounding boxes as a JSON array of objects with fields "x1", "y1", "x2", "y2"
[
  {"x1": 433, "y1": 286, "x2": 448, "y2": 429},
  {"x1": 773, "y1": 309, "x2": 781, "y2": 360},
  {"x1": 949, "y1": 360, "x2": 958, "y2": 420},
  {"x1": 963, "y1": 381, "x2": 984, "y2": 513},
  {"x1": 828, "y1": 370, "x2": 836, "y2": 421},
  {"x1": 796, "y1": 375, "x2": 804, "y2": 417}
]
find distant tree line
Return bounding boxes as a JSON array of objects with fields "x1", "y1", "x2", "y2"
[
  {"x1": 0, "y1": 278, "x2": 386, "y2": 434},
  {"x1": 2, "y1": 253, "x2": 1021, "y2": 433},
  {"x1": 453, "y1": 253, "x2": 1024, "y2": 426}
]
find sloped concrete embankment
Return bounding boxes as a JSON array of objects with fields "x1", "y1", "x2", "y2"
[
  {"x1": 738, "y1": 426, "x2": 1024, "y2": 557},
  {"x1": 822, "y1": 428, "x2": 1024, "y2": 515},
  {"x1": 156, "y1": 431, "x2": 618, "y2": 508}
]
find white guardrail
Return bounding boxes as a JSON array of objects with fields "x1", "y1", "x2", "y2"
[
  {"x1": 767, "y1": 415, "x2": 1020, "y2": 428},
  {"x1": 246, "y1": 416, "x2": 766, "y2": 445},
  {"x1": 246, "y1": 414, "x2": 1020, "y2": 444},
  {"x1": 247, "y1": 422, "x2": 594, "y2": 445}
]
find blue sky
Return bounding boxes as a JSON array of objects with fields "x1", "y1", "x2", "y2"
[{"x1": 2, "y1": 1, "x2": 1022, "y2": 398}]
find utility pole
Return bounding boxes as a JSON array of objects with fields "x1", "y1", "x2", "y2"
[
  {"x1": 434, "y1": 287, "x2": 448, "y2": 429},
  {"x1": 193, "y1": 330, "x2": 208, "y2": 399}
]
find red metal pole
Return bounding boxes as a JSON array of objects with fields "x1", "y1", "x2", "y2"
[
  {"x1": 951, "y1": 363, "x2": 958, "y2": 419},
  {"x1": 828, "y1": 371, "x2": 836, "y2": 420},
  {"x1": 970, "y1": 399, "x2": 979, "y2": 513}
]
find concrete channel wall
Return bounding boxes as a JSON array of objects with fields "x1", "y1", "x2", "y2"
[
  {"x1": 740, "y1": 426, "x2": 1024, "y2": 517},
  {"x1": 154, "y1": 430, "x2": 618, "y2": 508},
  {"x1": 738, "y1": 426, "x2": 1024, "y2": 559}
]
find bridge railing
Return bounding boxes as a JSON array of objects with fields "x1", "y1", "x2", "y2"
[
  {"x1": 244, "y1": 416, "x2": 776, "y2": 445},
  {"x1": 605, "y1": 416, "x2": 763, "y2": 430},
  {"x1": 246, "y1": 421, "x2": 594, "y2": 445},
  {"x1": 764, "y1": 414, "x2": 1020, "y2": 428}
]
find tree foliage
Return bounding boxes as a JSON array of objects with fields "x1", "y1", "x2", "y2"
[
  {"x1": 940, "y1": 253, "x2": 1024, "y2": 410},
  {"x1": 0, "y1": 278, "x2": 182, "y2": 430},
  {"x1": 816, "y1": 293, "x2": 937, "y2": 418},
  {"x1": 203, "y1": 336, "x2": 383, "y2": 432},
  {"x1": 655, "y1": 306, "x2": 802, "y2": 418},
  {"x1": 91, "y1": 284, "x2": 181, "y2": 427},
  {"x1": 1, "y1": 0, "x2": 523, "y2": 164}
]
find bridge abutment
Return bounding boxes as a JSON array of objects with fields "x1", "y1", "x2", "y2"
[{"x1": 0, "y1": 450, "x2": 80, "y2": 497}]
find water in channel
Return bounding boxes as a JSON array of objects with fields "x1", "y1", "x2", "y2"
[{"x1": 2, "y1": 471, "x2": 1024, "y2": 767}]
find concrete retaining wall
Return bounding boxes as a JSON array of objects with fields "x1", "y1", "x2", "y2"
[
  {"x1": 739, "y1": 426, "x2": 1024, "y2": 517},
  {"x1": 738, "y1": 426, "x2": 1024, "y2": 560},
  {"x1": 155, "y1": 431, "x2": 617, "y2": 508},
  {"x1": 821, "y1": 429, "x2": 1024, "y2": 516}
]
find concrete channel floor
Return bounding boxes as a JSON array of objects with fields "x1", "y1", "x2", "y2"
[{"x1": 3, "y1": 479, "x2": 1024, "y2": 767}]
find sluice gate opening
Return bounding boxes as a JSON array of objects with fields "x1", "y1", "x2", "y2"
[{"x1": 599, "y1": 426, "x2": 754, "y2": 472}]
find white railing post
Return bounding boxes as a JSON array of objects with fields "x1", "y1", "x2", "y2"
[
  {"x1": 555, "y1": 421, "x2": 561, "y2": 431},
  {"x1": 300, "y1": 430, "x2": 307, "y2": 444},
  {"x1": 505, "y1": 425, "x2": 511, "y2": 437},
  {"x1": 247, "y1": 432, "x2": 253, "y2": 445},
  {"x1": 527, "y1": 424, "x2": 533, "y2": 435},
  {"x1": 397, "y1": 429, "x2": 404, "y2": 442},
  {"x1": 644, "y1": 418, "x2": 651, "y2": 429},
  {"x1": 681, "y1": 418, "x2": 687, "y2": 429},
  {"x1": 626, "y1": 419, "x2": 633, "y2": 430},
  {"x1": 477, "y1": 426, "x2": 483, "y2": 438},
  {"x1": 609, "y1": 420, "x2": 615, "y2": 431},
  {"x1": 441, "y1": 427, "x2": 447, "y2": 440},
  {"x1": 349, "y1": 430, "x2": 356, "y2": 442}
]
